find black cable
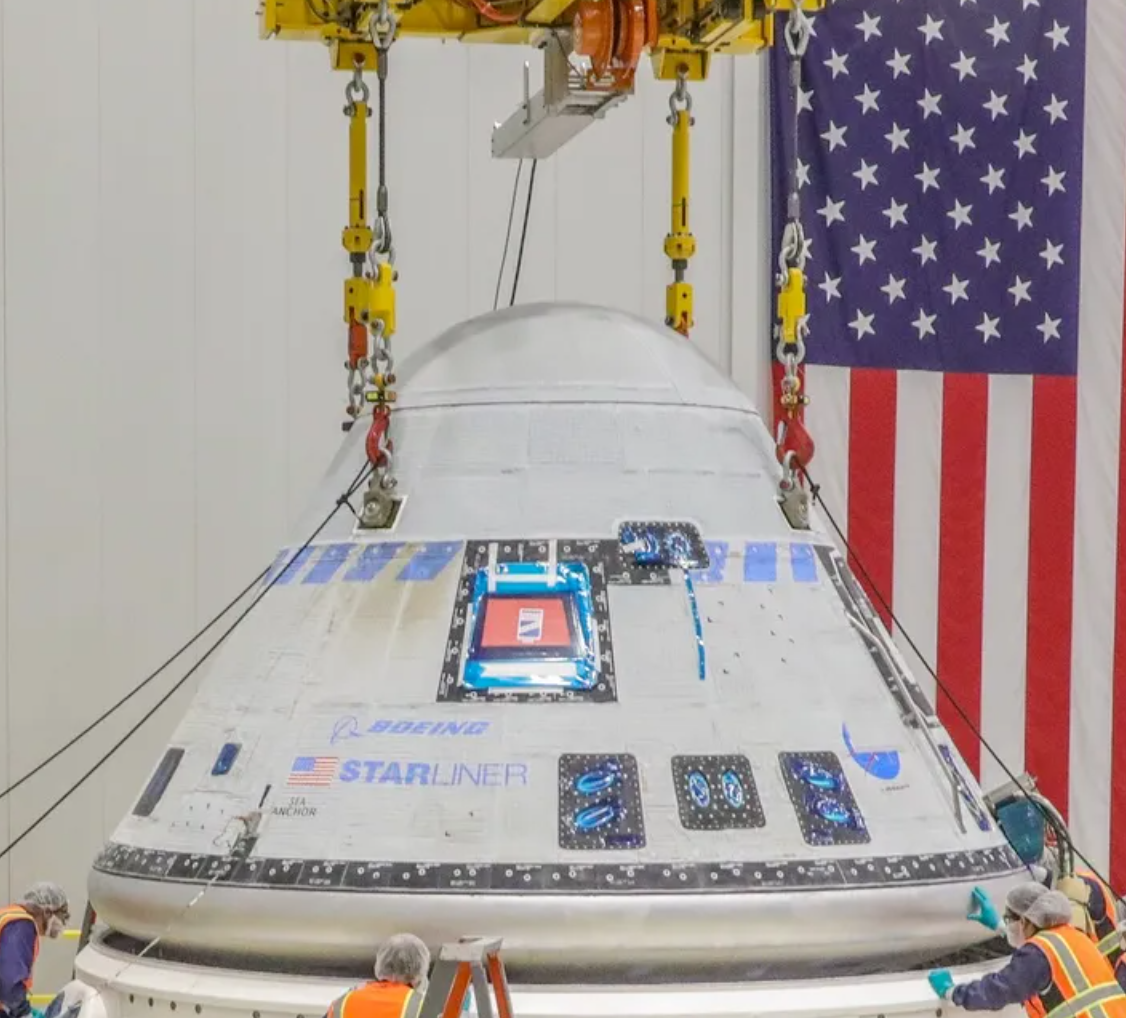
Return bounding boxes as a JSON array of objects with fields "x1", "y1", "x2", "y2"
[
  {"x1": 0, "y1": 462, "x2": 373, "y2": 865},
  {"x1": 0, "y1": 565, "x2": 271, "y2": 804},
  {"x1": 493, "y1": 160, "x2": 524, "y2": 311},
  {"x1": 806, "y1": 471, "x2": 1126, "y2": 907},
  {"x1": 508, "y1": 159, "x2": 538, "y2": 308}
]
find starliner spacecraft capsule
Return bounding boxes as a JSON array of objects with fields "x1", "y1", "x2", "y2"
[{"x1": 70, "y1": 303, "x2": 1027, "y2": 1018}]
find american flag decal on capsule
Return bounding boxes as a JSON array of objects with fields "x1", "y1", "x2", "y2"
[{"x1": 288, "y1": 756, "x2": 338, "y2": 787}]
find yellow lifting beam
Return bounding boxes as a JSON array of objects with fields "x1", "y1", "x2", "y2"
[
  {"x1": 343, "y1": 69, "x2": 374, "y2": 266},
  {"x1": 776, "y1": 267, "x2": 806, "y2": 349},
  {"x1": 341, "y1": 63, "x2": 393, "y2": 339},
  {"x1": 259, "y1": 0, "x2": 828, "y2": 79},
  {"x1": 341, "y1": 42, "x2": 398, "y2": 427},
  {"x1": 664, "y1": 68, "x2": 695, "y2": 336}
]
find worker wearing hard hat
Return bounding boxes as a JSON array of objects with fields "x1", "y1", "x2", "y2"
[
  {"x1": 1033, "y1": 847, "x2": 1126, "y2": 991},
  {"x1": 928, "y1": 883, "x2": 1126, "y2": 1016},
  {"x1": 0, "y1": 883, "x2": 69, "y2": 1018},
  {"x1": 325, "y1": 934, "x2": 431, "y2": 1018}
]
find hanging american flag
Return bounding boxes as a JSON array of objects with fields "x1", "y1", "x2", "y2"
[{"x1": 770, "y1": 0, "x2": 1126, "y2": 884}]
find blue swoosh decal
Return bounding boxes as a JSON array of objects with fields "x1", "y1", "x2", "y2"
[{"x1": 842, "y1": 723, "x2": 901, "y2": 780}]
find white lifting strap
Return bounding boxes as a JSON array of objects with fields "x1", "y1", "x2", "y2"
[{"x1": 1059, "y1": 874, "x2": 1098, "y2": 939}]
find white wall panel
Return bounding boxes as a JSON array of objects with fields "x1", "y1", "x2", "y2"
[
  {"x1": 194, "y1": 0, "x2": 290, "y2": 610},
  {"x1": 0, "y1": 2, "x2": 772, "y2": 995},
  {"x1": 390, "y1": 42, "x2": 473, "y2": 341},
  {"x1": 95, "y1": 0, "x2": 200, "y2": 853},
  {"x1": 0, "y1": 0, "x2": 8, "y2": 903},
  {"x1": 2, "y1": 0, "x2": 107, "y2": 952},
  {"x1": 554, "y1": 67, "x2": 646, "y2": 313},
  {"x1": 284, "y1": 46, "x2": 356, "y2": 521},
  {"x1": 467, "y1": 48, "x2": 535, "y2": 314},
  {"x1": 731, "y1": 57, "x2": 772, "y2": 414}
]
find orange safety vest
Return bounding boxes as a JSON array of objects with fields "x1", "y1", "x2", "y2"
[
  {"x1": 1024, "y1": 924, "x2": 1126, "y2": 1018},
  {"x1": 1078, "y1": 870, "x2": 1125, "y2": 970},
  {"x1": 326, "y1": 982, "x2": 421, "y2": 1018},
  {"x1": 0, "y1": 906, "x2": 39, "y2": 992}
]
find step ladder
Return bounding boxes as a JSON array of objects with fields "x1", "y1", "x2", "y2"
[{"x1": 417, "y1": 937, "x2": 514, "y2": 1018}]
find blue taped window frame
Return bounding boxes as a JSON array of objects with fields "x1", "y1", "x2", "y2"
[
  {"x1": 778, "y1": 750, "x2": 871, "y2": 847},
  {"x1": 462, "y1": 561, "x2": 600, "y2": 692},
  {"x1": 133, "y1": 747, "x2": 185, "y2": 818}
]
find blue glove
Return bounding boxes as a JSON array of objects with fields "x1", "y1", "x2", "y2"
[
  {"x1": 928, "y1": 970, "x2": 955, "y2": 1000},
  {"x1": 968, "y1": 885, "x2": 1002, "y2": 930},
  {"x1": 30, "y1": 1008, "x2": 46, "y2": 1018}
]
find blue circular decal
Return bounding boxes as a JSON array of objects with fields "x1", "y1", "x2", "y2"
[
  {"x1": 687, "y1": 771, "x2": 711, "y2": 808},
  {"x1": 722, "y1": 770, "x2": 746, "y2": 809}
]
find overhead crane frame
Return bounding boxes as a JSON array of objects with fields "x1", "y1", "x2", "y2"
[
  {"x1": 259, "y1": 0, "x2": 824, "y2": 79},
  {"x1": 256, "y1": 0, "x2": 826, "y2": 527}
]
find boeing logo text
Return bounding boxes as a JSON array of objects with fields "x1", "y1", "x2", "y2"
[{"x1": 330, "y1": 715, "x2": 490, "y2": 744}]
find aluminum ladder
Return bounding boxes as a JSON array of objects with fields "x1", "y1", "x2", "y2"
[{"x1": 417, "y1": 937, "x2": 514, "y2": 1018}]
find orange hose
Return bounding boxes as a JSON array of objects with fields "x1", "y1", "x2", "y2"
[{"x1": 466, "y1": 0, "x2": 521, "y2": 23}]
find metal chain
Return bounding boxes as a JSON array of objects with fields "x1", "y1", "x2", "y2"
[
  {"x1": 773, "y1": 4, "x2": 814, "y2": 526},
  {"x1": 363, "y1": 0, "x2": 400, "y2": 516},
  {"x1": 774, "y1": 3, "x2": 812, "y2": 420},
  {"x1": 346, "y1": 360, "x2": 364, "y2": 420},
  {"x1": 374, "y1": 322, "x2": 394, "y2": 378},
  {"x1": 343, "y1": 63, "x2": 370, "y2": 111},
  {"x1": 370, "y1": 0, "x2": 397, "y2": 267}
]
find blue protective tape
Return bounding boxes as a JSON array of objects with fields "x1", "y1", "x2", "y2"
[
  {"x1": 688, "y1": 771, "x2": 711, "y2": 807},
  {"x1": 938, "y1": 744, "x2": 992, "y2": 832},
  {"x1": 342, "y1": 543, "x2": 402, "y2": 582},
  {"x1": 722, "y1": 770, "x2": 746, "y2": 808},
  {"x1": 996, "y1": 799, "x2": 1046, "y2": 864},
  {"x1": 462, "y1": 560, "x2": 599, "y2": 691},
  {"x1": 273, "y1": 547, "x2": 316, "y2": 586},
  {"x1": 303, "y1": 543, "x2": 357, "y2": 585},
  {"x1": 691, "y1": 541, "x2": 729, "y2": 584},
  {"x1": 790, "y1": 543, "x2": 817, "y2": 583},
  {"x1": 398, "y1": 542, "x2": 462, "y2": 581},
  {"x1": 574, "y1": 799, "x2": 621, "y2": 832},
  {"x1": 575, "y1": 761, "x2": 621, "y2": 796},
  {"x1": 683, "y1": 569, "x2": 707, "y2": 681},
  {"x1": 842, "y1": 723, "x2": 901, "y2": 780},
  {"x1": 743, "y1": 542, "x2": 778, "y2": 582}
]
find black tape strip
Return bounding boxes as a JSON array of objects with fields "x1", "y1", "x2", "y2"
[{"x1": 93, "y1": 841, "x2": 1024, "y2": 895}]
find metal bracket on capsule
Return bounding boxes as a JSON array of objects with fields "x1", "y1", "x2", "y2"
[{"x1": 777, "y1": 450, "x2": 810, "y2": 530}]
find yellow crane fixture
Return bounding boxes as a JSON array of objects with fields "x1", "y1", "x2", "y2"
[
  {"x1": 257, "y1": 0, "x2": 825, "y2": 509},
  {"x1": 259, "y1": 0, "x2": 824, "y2": 76},
  {"x1": 664, "y1": 66, "x2": 694, "y2": 336}
]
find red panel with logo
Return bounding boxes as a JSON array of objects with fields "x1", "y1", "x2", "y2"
[{"x1": 479, "y1": 596, "x2": 573, "y2": 650}]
